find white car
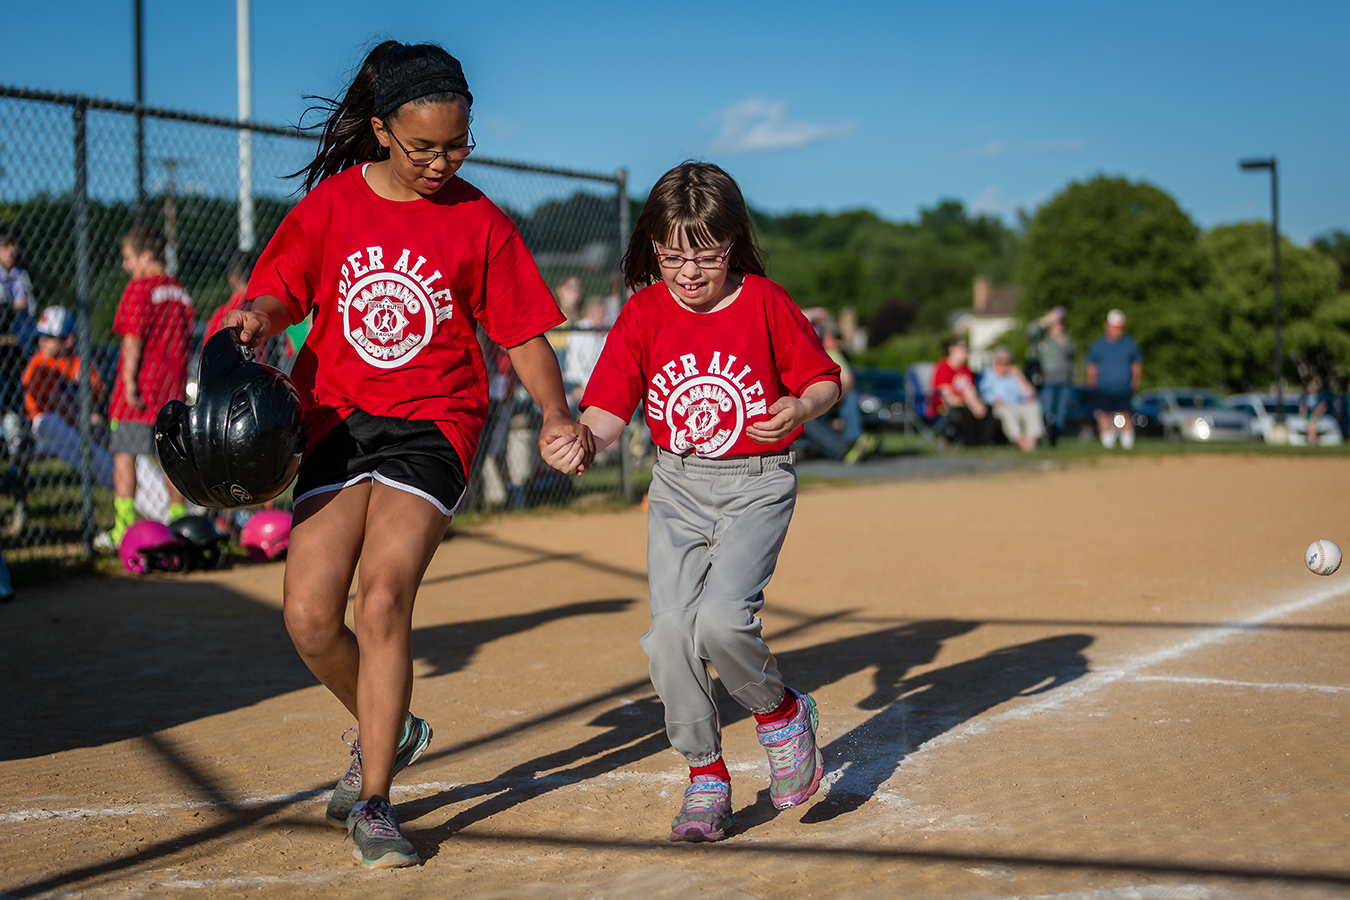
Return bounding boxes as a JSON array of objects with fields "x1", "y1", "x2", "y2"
[
  {"x1": 1134, "y1": 389, "x2": 1255, "y2": 442},
  {"x1": 1227, "y1": 393, "x2": 1343, "y2": 445}
]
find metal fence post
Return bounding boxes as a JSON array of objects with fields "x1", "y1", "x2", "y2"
[
  {"x1": 72, "y1": 99, "x2": 96, "y2": 555},
  {"x1": 615, "y1": 167, "x2": 633, "y2": 503}
]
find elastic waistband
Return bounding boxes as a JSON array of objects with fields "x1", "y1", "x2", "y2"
[{"x1": 656, "y1": 446, "x2": 795, "y2": 476}]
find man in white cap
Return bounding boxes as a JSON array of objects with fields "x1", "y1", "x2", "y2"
[{"x1": 1086, "y1": 309, "x2": 1142, "y2": 448}]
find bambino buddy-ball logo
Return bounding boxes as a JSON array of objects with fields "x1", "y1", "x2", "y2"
[
  {"x1": 338, "y1": 246, "x2": 455, "y2": 369},
  {"x1": 646, "y1": 352, "x2": 769, "y2": 457}
]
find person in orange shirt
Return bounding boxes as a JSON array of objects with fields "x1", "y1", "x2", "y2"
[{"x1": 22, "y1": 305, "x2": 113, "y2": 486}]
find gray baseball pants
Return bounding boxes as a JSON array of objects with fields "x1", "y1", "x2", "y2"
[{"x1": 641, "y1": 447, "x2": 796, "y2": 766}]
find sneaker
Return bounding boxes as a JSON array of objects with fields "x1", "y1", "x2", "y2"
[
  {"x1": 756, "y1": 689, "x2": 823, "y2": 810},
  {"x1": 348, "y1": 795, "x2": 418, "y2": 869},
  {"x1": 325, "y1": 713, "x2": 433, "y2": 827},
  {"x1": 669, "y1": 775, "x2": 732, "y2": 842},
  {"x1": 93, "y1": 530, "x2": 118, "y2": 553}
]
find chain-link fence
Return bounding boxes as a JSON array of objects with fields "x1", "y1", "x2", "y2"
[{"x1": 0, "y1": 85, "x2": 636, "y2": 565}]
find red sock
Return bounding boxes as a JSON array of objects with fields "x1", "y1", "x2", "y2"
[
  {"x1": 753, "y1": 692, "x2": 797, "y2": 725},
  {"x1": 690, "y1": 758, "x2": 730, "y2": 783}
]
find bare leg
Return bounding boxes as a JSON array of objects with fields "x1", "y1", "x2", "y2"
[
  {"x1": 113, "y1": 452, "x2": 136, "y2": 500},
  {"x1": 351, "y1": 483, "x2": 450, "y2": 801},
  {"x1": 282, "y1": 484, "x2": 371, "y2": 717}
]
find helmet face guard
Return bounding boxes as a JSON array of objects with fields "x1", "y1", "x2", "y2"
[
  {"x1": 156, "y1": 327, "x2": 306, "y2": 509},
  {"x1": 169, "y1": 515, "x2": 230, "y2": 572}
]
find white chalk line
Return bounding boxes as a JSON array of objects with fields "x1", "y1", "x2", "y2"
[
  {"x1": 1132, "y1": 674, "x2": 1350, "y2": 694},
  {"x1": 917, "y1": 580, "x2": 1350, "y2": 752}
]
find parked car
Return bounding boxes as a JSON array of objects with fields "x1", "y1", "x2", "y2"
[
  {"x1": 1132, "y1": 388, "x2": 1255, "y2": 442},
  {"x1": 1226, "y1": 393, "x2": 1344, "y2": 445},
  {"x1": 853, "y1": 366, "x2": 909, "y2": 430}
]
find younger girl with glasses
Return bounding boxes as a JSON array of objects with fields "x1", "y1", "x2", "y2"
[
  {"x1": 226, "y1": 40, "x2": 591, "y2": 868},
  {"x1": 542, "y1": 161, "x2": 840, "y2": 841}
]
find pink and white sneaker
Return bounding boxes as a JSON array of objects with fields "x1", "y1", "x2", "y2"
[{"x1": 756, "y1": 689, "x2": 823, "y2": 810}]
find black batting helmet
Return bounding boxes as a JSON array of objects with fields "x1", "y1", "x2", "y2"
[{"x1": 155, "y1": 327, "x2": 306, "y2": 509}]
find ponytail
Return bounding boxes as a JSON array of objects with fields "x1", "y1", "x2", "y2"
[{"x1": 293, "y1": 41, "x2": 472, "y2": 193}]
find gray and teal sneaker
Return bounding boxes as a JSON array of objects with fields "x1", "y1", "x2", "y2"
[
  {"x1": 348, "y1": 795, "x2": 418, "y2": 869},
  {"x1": 756, "y1": 689, "x2": 823, "y2": 810},
  {"x1": 325, "y1": 713, "x2": 433, "y2": 827},
  {"x1": 669, "y1": 775, "x2": 732, "y2": 842}
]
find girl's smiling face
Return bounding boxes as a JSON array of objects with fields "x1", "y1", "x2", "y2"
[
  {"x1": 654, "y1": 232, "x2": 742, "y2": 313},
  {"x1": 370, "y1": 101, "x2": 472, "y2": 201}
]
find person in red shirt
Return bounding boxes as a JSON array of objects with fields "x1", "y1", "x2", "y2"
[
  {"x1": 544, "y1": 162, "x2": 838, "y2": 842},
  {"x1": 929, "y1": 335, "x2": 994, "y2": 446},
  {"x1": 97, "y1": 226, "x2": 191, "y2": 549},
  {"x1": 227, "y1": 41, "x2": 591, "y2": 868}
]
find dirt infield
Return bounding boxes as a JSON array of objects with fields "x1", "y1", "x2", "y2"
[{"x1": 4, "y1": 454, "x2": 1350, "y2": 899}]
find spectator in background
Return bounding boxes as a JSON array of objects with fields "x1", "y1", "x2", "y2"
[
  {"x1": 979, "y1": 345, "x2": 1043, "y2": 451},
  {"x1": 1299, "y1": 378, "x2": 1329, "y2": 445},
  {"x1": 561, "y1": 295, "x2": 609, "y2": 409},
  {"x1": 1026, "y1": 306, "x2": 1074, "y2": 445},
  {"x1": 546, "y1": 274, "x2": 584, "y2": 359},
  {"x1": 798, "y1": 310, "x2": 875, "y2": 463},
  {"x1": 1086, "y1": 309, "x2": 1142, "y2": 449},
  {"x1": 96, "y1": 226, "x2": 193, "y2": 550},
  {"x1": 22, "y1": 306, "x2": 110, "y2": 483},
  {"x1": 0, "y1": 223, "x2": 36, "y2": 425},
  {"x1": 930, "y1": 336, "x2": 994, "y2": 446}
]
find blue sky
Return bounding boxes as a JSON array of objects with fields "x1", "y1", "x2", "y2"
[{"x1": 2, "y1": 0, "x2": 1346, "y2": 243}]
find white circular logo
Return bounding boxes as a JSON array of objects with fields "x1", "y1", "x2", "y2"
[
  {"x1": 342, "y1": 271, "x2": 434, "y2": 369},
  {"x1": 665, "y1": 375, "x2": 745, "y2": 457}
]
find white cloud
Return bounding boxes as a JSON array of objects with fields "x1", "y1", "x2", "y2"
[
  {"x1": 970, "y1": 185, "x2": 1004, "y2": 216},
  {"x1": 707, "y1": 98, "x2": 855, "y2": 153}
]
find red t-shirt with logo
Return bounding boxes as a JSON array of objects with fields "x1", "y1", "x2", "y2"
[
  {"x1": 247, "y1": 166, "x2": 564, "y2": 466},
  {"x1": 110, "y1": 273, "x2": 193, "y2": 424},
  {"x1": 581, "y1": 275, "x2": 840, "y2": 458},
  {"x1": 928, "y1": 358, "x2": 976, "y2": 417}
]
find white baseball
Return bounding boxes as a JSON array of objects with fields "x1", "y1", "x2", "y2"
[{"x1": 1306, "y1": 539, "x2": 1342, "y2": 576}]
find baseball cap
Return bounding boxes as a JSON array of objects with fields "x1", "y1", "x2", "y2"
[
  {"x1": 36, "y1": 306, "x2": 73, "y2": 338},
  {"x1": 1106, "y1": 309, "x2": 1126, "y2": 326}
]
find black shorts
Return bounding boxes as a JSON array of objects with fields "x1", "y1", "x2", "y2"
[
  {"x1": 1092, "y1": 391, "x2": 1133, "y2": 415},
  {"x1": 293, "y1": 410, "x2": 467, "y2": 516}
]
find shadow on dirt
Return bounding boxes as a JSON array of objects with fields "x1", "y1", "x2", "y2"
[
  {"x1": 407, "y1": 618, "x2": 1093, "y2": 851},
  {"x1": 1, "y1": 574, "x2": 634, "y2": 761}
]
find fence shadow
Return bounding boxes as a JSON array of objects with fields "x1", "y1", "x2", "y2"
[{"x1": 406, "y1": 618, "x2": 1093, "y2": 851}]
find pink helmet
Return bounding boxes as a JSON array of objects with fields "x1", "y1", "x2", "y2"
[
  {"x1": 240, "y1": 510, "x2": 293, "y2": 562},
  {"x1": 118, "y1": 520, "x2": 187, "y2": 574}
]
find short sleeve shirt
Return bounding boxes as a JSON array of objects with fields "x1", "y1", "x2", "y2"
[
  {"x1": 1087, "y1": 335, "x2": 1142, "y2": 396},
  {"x1": 581, "y1": 275, "x2": 840, "y2": 457},
  {"x1": 248, "y1": 166, "x2": 563, "y2": 465},
  {"x1": 929, "y1": 359, "x2": 975, "y2": 417},
  {"x1": 110, "y1": 274, "x2": 193, "y2": 424}
]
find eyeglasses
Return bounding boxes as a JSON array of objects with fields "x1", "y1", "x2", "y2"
[
  {"x1": 388, "y1": 126, "x2": 475, "y2": 166},
  {"x1": 652, "y1": 240, "x2": 735, "y2": 270}
]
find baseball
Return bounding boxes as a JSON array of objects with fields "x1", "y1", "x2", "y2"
[{"x1": 1306, "y1": 539, "x2": 1342, "y2": 576}]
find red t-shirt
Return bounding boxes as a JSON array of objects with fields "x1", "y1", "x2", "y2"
[
  {"x1": 581, "y1": 275, "x2": 840, "y2": 458},
  {"x1": 110, "y1": 273, "x2": 193, "y2": 424},
  {"x1": 928, "y1": 358, "x2": 976, "y2": 417},
  {"x1": 247, "y1": 166, "x2": 563, "y2": 465}
]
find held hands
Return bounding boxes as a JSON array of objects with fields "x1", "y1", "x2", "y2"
[{"x1": 539, "y1": 413, "x2": 595, "y2": 475}]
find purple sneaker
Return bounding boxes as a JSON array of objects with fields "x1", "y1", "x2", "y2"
[
  {"x1": 669, "y1": 775, "x2": 732, "y2": 842},
  {"x1": 756, "y1": 689, "x2": 823, "y2": 810}
]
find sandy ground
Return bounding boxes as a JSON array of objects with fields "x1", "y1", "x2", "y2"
[{"x1": 3, "y1": 453, "x2": 1350, "y2": 900}]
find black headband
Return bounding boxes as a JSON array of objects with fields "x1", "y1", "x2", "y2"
[{"x1": 373, "y1": 55, "x2": 473, "y2": 121}]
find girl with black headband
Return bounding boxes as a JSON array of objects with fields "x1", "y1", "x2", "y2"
[{"x1": 226, "y1": 41, "x2": 593, "y2": 868}]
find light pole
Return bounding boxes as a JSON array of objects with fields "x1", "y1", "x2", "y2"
[{"x1": 1240, "y1": 156, "x2": 1284, "y2": 436}]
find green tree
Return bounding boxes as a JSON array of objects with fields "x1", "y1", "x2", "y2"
[
  {"x1": 1202, "y1": 222, "x2": 1350, "y2": 391},
  {"x1": 1016, "y1": 175, "x2": 1209, "y2": 367}
]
